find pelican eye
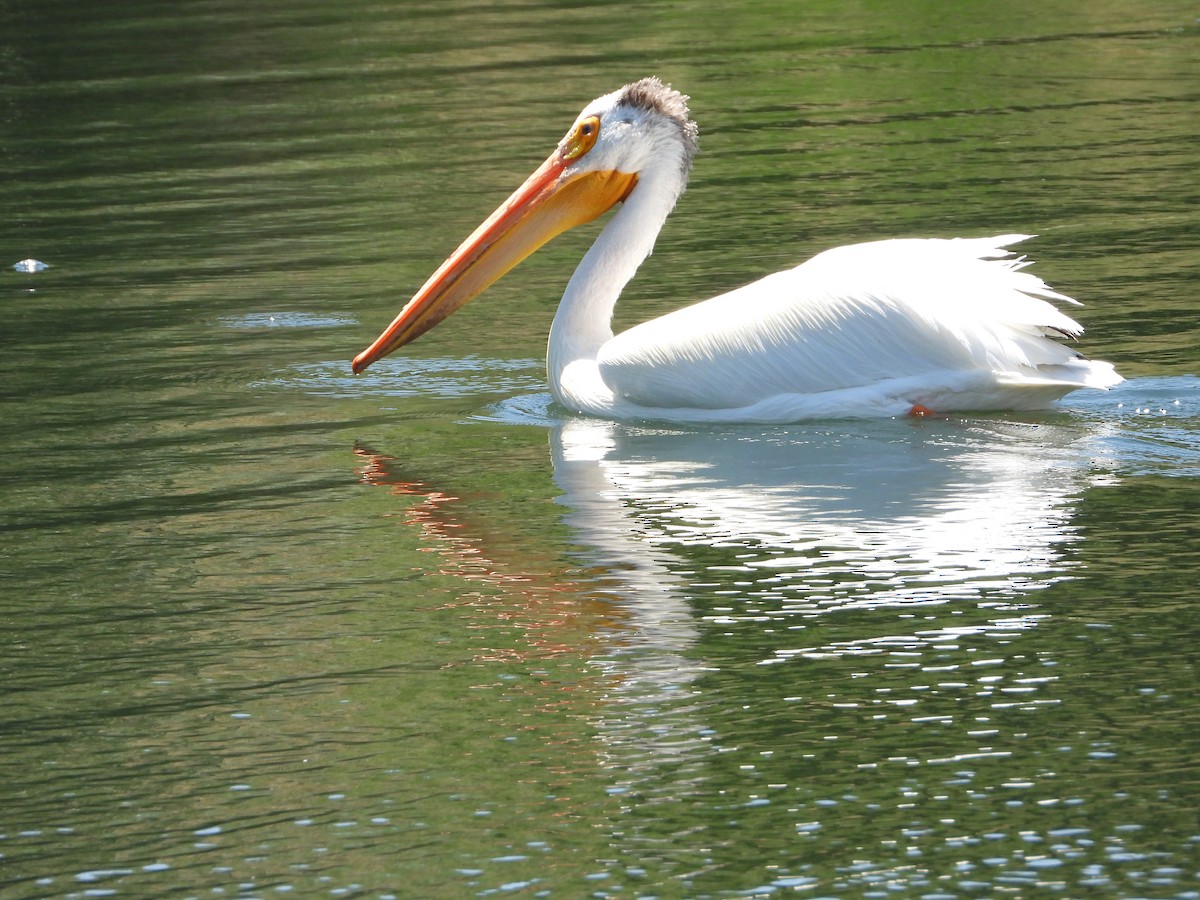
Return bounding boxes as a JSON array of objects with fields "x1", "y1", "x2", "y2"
[{"x1": 563, "y1": 115, "x2": 601, "y2": 160}]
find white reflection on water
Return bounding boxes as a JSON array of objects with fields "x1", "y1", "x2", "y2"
[
  {"x1": 551, "y1": 415, "x2": 1098, "y2": 652},
  {"x1": 544, "y1": 411, "x2": 1102, "y2": 792},
  {"x1": 537, "y1": 376, "x2": 1200, "y2": 804},
  {"x1": 551, "y1": 418, "x2": 710, "y2": 731}
]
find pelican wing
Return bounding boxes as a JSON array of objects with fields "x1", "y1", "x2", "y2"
[{"x1": 597, "y1": 235, "x2": 1118, "y2": 413}]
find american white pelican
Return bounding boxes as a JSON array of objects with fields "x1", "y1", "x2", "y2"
[{"x1": 352, "y1": 77, "x2": 1122, "y2": 421}]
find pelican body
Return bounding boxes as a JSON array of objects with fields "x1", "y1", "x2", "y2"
[{"x1": 352, "y1": 78, "x2": 1121, "y2": 422}]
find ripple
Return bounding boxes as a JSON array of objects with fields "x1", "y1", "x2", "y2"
[
  {"x1": 1064, "y1": 375, "x2": 1200, "y2": 476},
  {"x1": 219, "y1": 312, "x2": 358, "y2": 329},
  {"x1": 472, "y1": 391, "x2": 561, "y2": 427},
  {"x1": 258, "y1": 355, "x2": 545, "y2": 400},
  {"x1": 12, "y1": 258, "x2": 49, "y2": 273}
]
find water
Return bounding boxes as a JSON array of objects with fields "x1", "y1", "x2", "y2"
[{"x1": 2, "y1": 1, "x2": 1199, "y2": 897}]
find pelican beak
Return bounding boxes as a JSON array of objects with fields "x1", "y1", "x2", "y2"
[{"x1": 352, "y1": 152, "x2": 638, "y2": 374}]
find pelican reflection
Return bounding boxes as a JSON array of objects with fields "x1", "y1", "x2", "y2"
[{"x1": 549, "y1": 416, "x2": 1104, "y2": 662}]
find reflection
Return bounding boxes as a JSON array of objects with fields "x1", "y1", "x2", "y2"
[
  {"x1": 359, "y1": 413, "x2": 1114, "y2": 745},
  {"x1": 539, "y1": 414, "x2": 1129, "y2": 875},
  {"x1": 551, "y1": 415, "x2": 1103, "y2": 651},
  {"x1": 550, "y1": 422, "x2": 713, "y2": 779},
  {"x1": 357, "y1": 390, "x2": 1198, "y2": 889},
  {"x1": 353, "y1": 445, "x2": 617, "y2": 664},
  {"x1": 545, "y1": 414, "x2": 1108, "y2": 795}
]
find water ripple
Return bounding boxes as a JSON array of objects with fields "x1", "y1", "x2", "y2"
[{"x1": 259, "y1": 355, "x2": 544, "y2": 399}]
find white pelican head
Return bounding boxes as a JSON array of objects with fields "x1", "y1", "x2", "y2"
[{"x1": 352, "y1": 77, "x2": 697, "y2": 374}]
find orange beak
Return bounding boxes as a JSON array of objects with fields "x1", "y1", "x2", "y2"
[{"x1": 352, "y1": 151, "x2": 638, "y2": 374}]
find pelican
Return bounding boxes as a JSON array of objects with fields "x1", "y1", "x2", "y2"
[{"x1": 352, "y1": 77, "x2": 1122, "y2": 421}]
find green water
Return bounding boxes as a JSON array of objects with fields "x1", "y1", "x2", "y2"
[{"x1": 2, "y1": 1, "x2": 1199, "y2": 897}]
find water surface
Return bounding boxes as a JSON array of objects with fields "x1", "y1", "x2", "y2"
[{"x1": 2, "y1": 1, "x2": 1199, "y2": 897}]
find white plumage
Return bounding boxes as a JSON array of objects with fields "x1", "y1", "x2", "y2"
[{"x1": 353, "y1": 78, "x2": 1121, "y2": 422}]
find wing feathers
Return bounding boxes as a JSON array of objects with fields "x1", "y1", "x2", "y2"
[{"x1": 598, "y1": 235, "x2": 1117, "y2": 411}]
